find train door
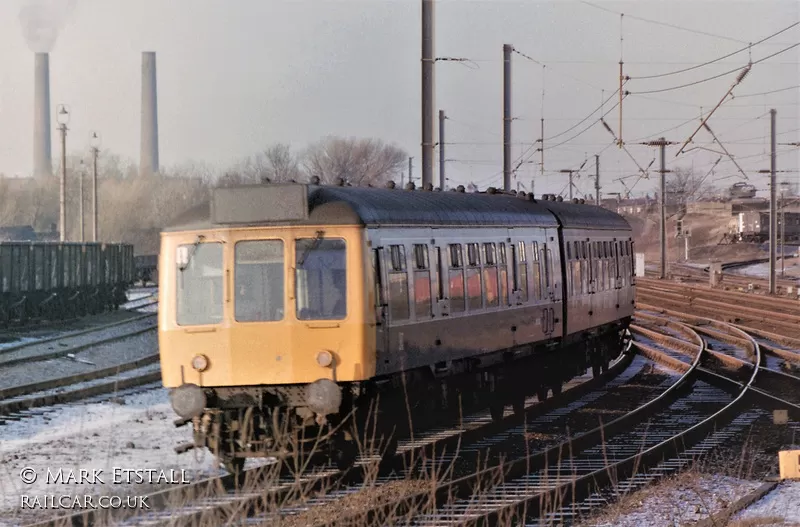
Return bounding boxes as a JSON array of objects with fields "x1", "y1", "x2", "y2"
[
  {"x1": 435, "y1": 246, "x2": 449, "y2": 316},
  {"x1": 372, "y1": 248, "x2": 390, "y2": 362}
]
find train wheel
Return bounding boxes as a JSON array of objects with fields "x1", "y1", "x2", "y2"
[
  {"x1": 592, "y1": 364, "x2": 602, "y2": 378},
  {"x1": 551, "y1": 383, "x2": 562, "y2": 397}
]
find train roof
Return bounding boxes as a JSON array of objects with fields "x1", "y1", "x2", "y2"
[{"x1": 164, "y1": 183, "x2": 630, "y2": 232}]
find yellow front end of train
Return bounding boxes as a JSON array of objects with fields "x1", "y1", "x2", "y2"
[{"x1": 159, "y1": 225, "x2": 375, "y2": 388}]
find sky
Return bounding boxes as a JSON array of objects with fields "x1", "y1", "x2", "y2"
[{"x1": 0, "y1": 0, "x2": 798, "y2": 200}]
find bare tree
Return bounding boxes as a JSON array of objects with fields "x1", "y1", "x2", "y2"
[
  {"x1": 303, "y1": 137, "x2": 407, "y2": 186},
  {"x1": 264, "y1": 143, "x2": 303, "y2": 182},
  {"x1": 665, "y1": 167, "x2": 716, "y2": 207}
]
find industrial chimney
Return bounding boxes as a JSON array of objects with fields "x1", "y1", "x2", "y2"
[
  {"x1": 140, "y1": 51, "x2": 159, "y2": 177},
  {"x1": 33, "y1": 52, "x2": 52, "y2": 178}
]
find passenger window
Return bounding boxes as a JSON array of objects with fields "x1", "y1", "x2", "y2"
[
  {"x1": 482, "y1": 243, "x2": 499, "y2": 308},
  {"x1": 388, "y1": 244, "x2": 410, "y2": 321},
  {"x1": 413, "y1": 244, "x2": 431, "y2": 318},
  {"x1": 295, "y1": 238, "x2": 347, "y2": 320},
  {"x1": 516, "y1": 241, "x2": 528, "y2": 302},
  {"x1": 235, "y1": 240, "x2": 284, "y2": 322},
  {"x1": 176, "y1": 242, "x2": 224, "y2": 326},
  {"x1": 448, "y1": 244, "x2": 465, "y2": 313},
  {"x1": 465, "y1": 243, "x2": 482, "y2": 310}
]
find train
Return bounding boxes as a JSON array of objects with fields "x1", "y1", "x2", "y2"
[
  {"x1": 159, "y1": 181, "x2": 635, "y2": 474},
  {"x1": 736, "y1": 210, "x2": 800, "y2": 243},
  {"x1": 0, "y1": 241, "x2": 135, "y2": 324}
]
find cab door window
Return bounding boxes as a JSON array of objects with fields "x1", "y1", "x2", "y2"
[{"x1": 295, "y1": 238, "x2": 347, "y2": 320}]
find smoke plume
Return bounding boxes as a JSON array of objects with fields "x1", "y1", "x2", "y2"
[{"x1": 18, "y1": 0, "x2": 77, "y2": 53}]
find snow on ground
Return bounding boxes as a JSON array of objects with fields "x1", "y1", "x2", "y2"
[
  {"x1": 0, "y1": 388, "x2": 229, "y2": 527},
  {"x1": 580, "y1": 473, "x2": 762, "y2": 527},
  {"x1": 732, "y1": 480, "x2": 800, "y2": 525},
  {"x1": 730, "y1": 259, "x2": 800, "y2": 280}
]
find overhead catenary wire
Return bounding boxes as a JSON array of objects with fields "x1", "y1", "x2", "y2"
[
  {"x1": 629, "y1": 41, "x2": 800, "y2": 95},
  {"x1": 630, "y1": 21, "x2": 799, "y2": 80},
  {"x1": 579, "y1": 0, "x2": 754, "y2": 44}
]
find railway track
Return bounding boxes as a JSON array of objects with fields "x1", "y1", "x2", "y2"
[
  {"x1": 28, "y1": 305, "x2": 800, "y2": 527},
  {"x1": 76, "y1": 336, "x2": 701, "y2": 526},
  {"x1": 636, "y1": 281, "x2": 800, "y2": 339},
  {"x1": 34, "y1": 344, "x2": 640, "y2": 527},
  {"x1": 0, "y1": 297, "x2": 160, "y2": 429},
  {"x1": 309, "y1": 312, "x2": 794, "y2": 526}
]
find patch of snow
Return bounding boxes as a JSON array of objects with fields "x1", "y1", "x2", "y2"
[
  {"x1": 730, "y1": 260, "x2": 800, "y2": 280},
  {"x1": 0, "y1": 388, "x2": 236, "y2": 526},
  {"x1": 580, "y1": 473, "x2": 762, "y2": 527},
  {"x1": 733, "y1": 480, "x2": 800, "y2": 525}
]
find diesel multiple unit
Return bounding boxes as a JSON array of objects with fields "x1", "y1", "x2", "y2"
[
  {"x1": 0, "y1": 242, "x2": 134, "y2": 324},
  {"x1": 159, "y1": 183, "x2": 635, "y2": 474}
]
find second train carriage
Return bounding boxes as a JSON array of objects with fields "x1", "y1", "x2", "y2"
[
  {"x1": 160, "y1": 183, "x2": 635, "y2": 473},
  {"x1": 0, "y1": 241, "x2": 134, "y2": 324}
]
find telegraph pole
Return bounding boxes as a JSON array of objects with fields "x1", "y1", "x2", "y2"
[
  {"x1": 641, "y1": 137, "x2": 675, "y2": 279},
  {"x1": 421, "y1": 0, "x2": 435, "y2": 189},
  {"x1": 79, "y1": 160, "x2": 85, "y2": 242},
  {"x1": 769, "y1": 108, "x2": 777, "y2": 294},
  {"x1": 595, "y1": 154, "x2": 600, "y2": 205},
  {"x1": 90, "y1": 131, "x2": 100, "y2": 242},
  {"x1": 503, "y1": 43, "x2": 512, "y2": 192},
  {"x1": 438, "y1": 110, "x2": 445, "y2": 190},
  {"x1": 558, "y1": 169, "x2": 578, "y2": 201},
  {"x1": 56, "y1": 104, "x2": 70, "y2": 242}
]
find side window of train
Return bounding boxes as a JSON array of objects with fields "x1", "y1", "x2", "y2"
[
  {"x1": 448, "y1": 244, "x2": 465, "y2": 313},
  {"x1": 465, "y1": 243, "x2": 482, "y2": 310},
  {"x1": 498, "y1": 243, "x2": 508, "y2": 306},
  {"x1": 482, "y1": 242, "x2": 499, "y2": 308},
  {"x1": 413, "y1": 244, "x2": 432, "y2": 318},
  {"x1": 530, "y1": 242, "x2": 541, "y2": 300},
  {"x1": 388, "y1": 245, "x2": 410, "y2": 321}
]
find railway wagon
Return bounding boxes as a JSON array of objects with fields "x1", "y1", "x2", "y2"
[
  {"x1": 160, "y1": 182, "x2": 635, "y2": 473},
  {"x1": 134, "y1": 254, "x2": 159, "y2": 285},
  {"x1": 0, "y1": 241, "x2": 135, "y2": 324},
  {"x1": 737, "y1": 210, "x2": 800, "y2": 243}
]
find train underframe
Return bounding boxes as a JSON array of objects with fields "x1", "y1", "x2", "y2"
[{"x1": 175, "y1": 322, "x2": 631, "y2": 476}]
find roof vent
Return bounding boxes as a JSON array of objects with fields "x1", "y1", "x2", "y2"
[
  {"x1": 310, "y1": 176, "x2": 321, "y2": 185},
  {"x1": 556, "y1": 195, "x2": 564, "y2": 202},
  {"x1": 526, "y1": 193, "x2": 536, "y2": 202},
  {"x1": 457, "y1": 185, "x2": 466, "y2": 193},
  {"x1": 487, "y1": 187, "x2": 497, "y2": 194},
  {"x1": 424, "y1": 182, "x2": 434, "y2": 191},
  {"x1": 335, "y1": 177, "x2": 346, "y2": 187},
  {"x1": 579, "y1": 198, "x2": 586, "y2": 204},
  {"x1": 572, "y1": 198, "x2": 579, "y2": 204},
  {"x1": 386, "y1": 180, "x2": 396, "y2": 189},
  {"x1": 405, "y1": 182, "x2": 416, "y2": 190}
]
